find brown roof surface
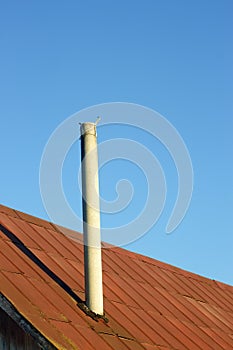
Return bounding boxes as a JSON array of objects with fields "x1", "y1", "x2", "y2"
[{"x1": 0, "y1": 204, "x2": 233, "y2": 350}]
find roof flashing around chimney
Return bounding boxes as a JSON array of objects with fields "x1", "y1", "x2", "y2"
[{"x1": 77, "y1": 301, "x2": 109, "y2": 323}]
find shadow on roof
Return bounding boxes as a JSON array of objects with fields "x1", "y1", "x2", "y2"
[{"x1": 0, "y1": 224, "x2": 84, "y2": 306}]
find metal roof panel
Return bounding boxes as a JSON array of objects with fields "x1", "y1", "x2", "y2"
[{"x1": 1, "y1": 204, "x2": 233, "y2": 350}]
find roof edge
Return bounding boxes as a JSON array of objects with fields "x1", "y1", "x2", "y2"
[{"x1": 0, "y1": 293, "x2": 57, "y2": 350}]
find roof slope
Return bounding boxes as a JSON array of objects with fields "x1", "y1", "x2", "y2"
[{"x1": 0, "y1": 204, "x2": 233, "y2": 350}]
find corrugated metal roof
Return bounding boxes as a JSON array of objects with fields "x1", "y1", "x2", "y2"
[{"x1": 0, "y1": 204, "x2": 233, "y2": 350}]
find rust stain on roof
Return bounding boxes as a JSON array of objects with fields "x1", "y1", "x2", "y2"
[{"x1": 0, "y1": 204, "x2": 233, "y2": 349}]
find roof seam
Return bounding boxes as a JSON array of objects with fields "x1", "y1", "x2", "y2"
[
  {"x1": 180, "y1": 318, "x2": 231, "y2": 349},
  {"x1": 111, "y1": 300, "x2": 174, "y2": 349},
  {"x1": 134, "y1": 305, "x2": 201, "y2": 350},
  {"x1": 97, "y1": 331, "x2": 135, "y2": 340}
]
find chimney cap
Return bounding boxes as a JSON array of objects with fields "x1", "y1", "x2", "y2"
[
  {"x1": 79, "y1": 117, "x2": 101, "y2": 137},
  {"x1": 80, "y1": 122, "x2": 96, "y2": 136}
]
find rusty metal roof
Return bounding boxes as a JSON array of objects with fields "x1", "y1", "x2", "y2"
[{"x1": 0, "y1": 204, "x2": 233, "y2": 350}]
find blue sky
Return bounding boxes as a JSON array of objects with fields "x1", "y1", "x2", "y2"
[{"x1": 1, "y1": 1, "x2": 233, "y2": 285}]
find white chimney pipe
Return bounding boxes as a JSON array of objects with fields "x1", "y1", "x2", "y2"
[{"x1": 80, "y1": 121, "x2": 104, "y2": 315}]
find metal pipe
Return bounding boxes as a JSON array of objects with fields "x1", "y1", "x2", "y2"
[{"x1": 80, "y1": 122, "x2": 104, "y2": 315}]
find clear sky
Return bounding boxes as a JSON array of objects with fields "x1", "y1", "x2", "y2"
[{"x1": 1, "y1": 1, "x2": 233, "y2": 285}]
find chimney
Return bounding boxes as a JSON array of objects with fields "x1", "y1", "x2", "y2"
[{"x1": 80, "y1": 121, "x2": 104, "y2": 315}]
